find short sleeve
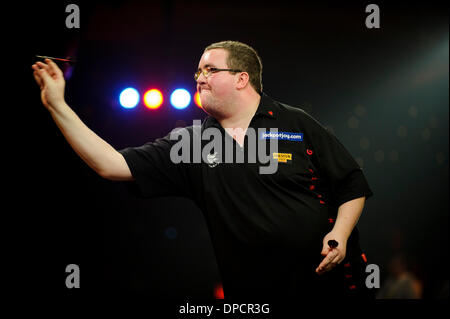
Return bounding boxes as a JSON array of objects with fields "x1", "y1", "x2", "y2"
[
  {"x1": 306, "y1": 117, "x2": 373, "y2": 207},
  {"x1": 119, "y1": 132, "x2": 190, "y2": 198}
]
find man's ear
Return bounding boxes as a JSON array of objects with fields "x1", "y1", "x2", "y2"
[{"x1": 236, "y1": 72, "x2": 250, "y2": 90}]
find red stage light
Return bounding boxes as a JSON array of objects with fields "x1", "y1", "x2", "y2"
[
  {"x1": 144, "y1": 89, "x2": 163, "y2": 109},
  {"x1": 194, "y1": 91, "x2": 202, "y2": 109},
  {"x1": 214, "y1": 283, "x2": 224, "y2": 299}
]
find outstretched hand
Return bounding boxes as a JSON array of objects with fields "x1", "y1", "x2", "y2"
[{"x1": 31, "y1": 59, "x2": 66, "y2": 111}]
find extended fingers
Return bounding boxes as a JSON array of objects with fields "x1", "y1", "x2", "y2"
[
  {"x1": 32, "y1": 70, "x2": 42, "y2": 87},
  {"x1": 34, "y1": 60, "x2": 60, "y2": 78},
  {"x1": 37, "y1": 61, "x2": 55, "y2": 76},
  {"x1": 45, "y1": 59, "x2": 63, "y2": 77},
  {"x1": 35, "y1": 61, "x2": 48, "y2": 70},
  {"x1": 316, "y1": 250, "x2": 340, "y2": 274},
  {"x1": 34, "y1": 64, "x2": 52, "y2": 83},
  {"x1": 32, "y1": 63, "x2": 45, "y2": 86},
  {"x1": 323, "y1": 254, "x2": 342, "y2": 271}
]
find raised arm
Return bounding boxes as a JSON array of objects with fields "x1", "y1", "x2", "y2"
[{"x1": 32, "y1": 59, "x2": 133, "y2": 181}]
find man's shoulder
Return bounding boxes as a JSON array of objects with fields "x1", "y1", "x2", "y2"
[
  {"x1": 264, "y1": 93, "x2": 309, "y2": 116},
  {"x1": 267, "y1": 95, "x2": 324, "y2": 128},
  {"x1": 141, "y1": 125, "x2": 195, "y2": 148},
  {"x1": 277, "y1": 100, "x2": 309, "y2": 117}
]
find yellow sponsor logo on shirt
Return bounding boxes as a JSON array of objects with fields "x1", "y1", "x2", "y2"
[{"x1": 273, "y1": 153, "x2": 292, "y2": 163}]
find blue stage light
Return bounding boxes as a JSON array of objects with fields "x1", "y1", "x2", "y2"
[
  {"x1": 170, "y1": 88, "x2": 191, "y2": 109},
  {"x1": 119, "y1": 87, "x2": 140, "y2": 109}
]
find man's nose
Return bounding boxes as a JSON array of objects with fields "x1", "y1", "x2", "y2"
[{"x1": 196, "y1": 72, "x2": 207, "y2": 83}]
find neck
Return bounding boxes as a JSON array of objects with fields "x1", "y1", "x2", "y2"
[{"x1": 218, "y1": 91, "x2": 261, "y2": 130}]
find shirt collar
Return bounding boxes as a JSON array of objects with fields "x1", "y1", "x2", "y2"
[
  {"x1": 202, "y1": 92, "x2": 277, "y2": 129},
  {"x1": 255, "y1": 92, "x2": 278, "y2": 119}
]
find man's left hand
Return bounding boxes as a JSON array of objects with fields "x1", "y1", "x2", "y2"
[{"x1": 315, "y1": 231, "x2": 347, "y2": 275}]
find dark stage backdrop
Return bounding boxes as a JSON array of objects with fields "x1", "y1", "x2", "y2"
[{"x1": 11, "y1": 0, "x2": 448, "y2": 304}]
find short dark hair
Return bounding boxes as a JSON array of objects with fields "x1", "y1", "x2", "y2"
[{"x1": 204, "y1": 41, "x2": 263, "y2": 94}]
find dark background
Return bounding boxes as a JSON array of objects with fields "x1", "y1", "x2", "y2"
[{"x1": 10, "y1": 0, "x2": 448, "y2": 303}]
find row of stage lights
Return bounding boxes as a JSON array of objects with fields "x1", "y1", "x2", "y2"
[{"x1": 119, "y1": 87, "x2": 203, "y2": 110}]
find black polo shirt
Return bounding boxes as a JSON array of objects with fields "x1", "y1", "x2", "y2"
[{"x1": 119, "y1": 92, "x2": 373, "y2": 298}]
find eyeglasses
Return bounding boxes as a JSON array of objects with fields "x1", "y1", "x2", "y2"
[{"x1": 194, "y1": 66, "x2": 243, "y2": 81}]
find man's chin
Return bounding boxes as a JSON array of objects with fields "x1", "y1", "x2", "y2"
[
  {"x1": 200, "y1": 96, "x2": 225, "y2": 118},
  {"x1": 200, "y1": 104, "x2": 213, "y2": 116},
  {"x1": 200, "y1": 102, "x2": 218, "y2": 117},
  {"x1": 199, "y1": 95, "x2": 211, "y2": 110}
]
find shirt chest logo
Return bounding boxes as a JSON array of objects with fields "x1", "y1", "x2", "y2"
[
  {"x1": 273, "y1": 152, "x2": 293, "y2": 163},
  {"x1": 260, "y1": 131, "x2": 303, "y2": 142},
  {"x1": 206, "y1": 152, "x2": 220, "y2": 168}
]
